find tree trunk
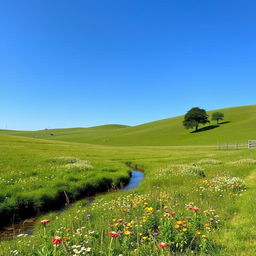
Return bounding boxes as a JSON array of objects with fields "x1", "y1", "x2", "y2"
[{"x1": 195, "y1": 124, "x2": 198, "y2": 132}]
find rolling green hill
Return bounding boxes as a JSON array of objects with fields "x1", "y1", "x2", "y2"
[{"x1": 1, "y1": 105, "x2": 256, "y2": 146}]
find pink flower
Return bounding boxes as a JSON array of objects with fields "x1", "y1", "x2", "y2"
[{"x1": 40, "y1": 219, "x2": 50, "y2": 225}]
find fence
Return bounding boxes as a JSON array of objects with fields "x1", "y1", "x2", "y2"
[{"x1": 217, "y1": 140, "x2": 256, "y2": 150}]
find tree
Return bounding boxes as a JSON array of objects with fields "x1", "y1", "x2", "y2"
[
  {"x1": 211, "y1": 112, "x2": 224, "y2": 124},
  {"x1": 183, "y1": 107, "x2": 209, "y2": 132}
]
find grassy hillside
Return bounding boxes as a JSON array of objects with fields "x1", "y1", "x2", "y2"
[{"x1": 2, "y1": 105, "x2": 256, "y2": 146}]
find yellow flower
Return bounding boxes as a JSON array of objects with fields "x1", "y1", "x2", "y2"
[
  {"x1": 196, "y1": 231, "x2": 201, "y2": 235},
  {"x1": 176, "y1": 221, "x2": 182, "y2": 225},
  {"x1": 202, "y1": 235, "x2": 207, "y2": 239},
  {"x1": 142, "y1": 236, "x2": 147, "y2": 240},
  {"x1": 182, "y1": 228, "x2": 187, "y2": 232},
  {"x1": 134, "y1": 249, "x2": 138, "y2": 252},
  {"x1": 138, "y1": 232, "x2": 142, "y2": 236},
  {"x1": 112, "y1": 219, "x2": 116, "y2": 222},
  {"x1": 174, "y1": 224, "x2": 180, "y2": 229},
  {"x1": 124, "y1": 231, "x2": 130, "y2": 235}
]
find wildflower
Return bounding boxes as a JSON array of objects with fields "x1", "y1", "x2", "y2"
[
  {"x1": 196, "y1": 231, "x2": 201, "y2": 235},
  {"x1": 142, "y1": 236, "x2": 147, "y2": 240},
  {"x1": 182, "y1": 228, "x2": 187, "y2": 232},
  {"x1": 40, "y1": 219, "x2": 50, "y2": 225},
  {"x1": 169, "y1": 211, "x2": 176, "y2": 215},
  {"x1": 118, "y1": 219, "x2": 123, "y2": 223},
  {"x1": 202, "y1": 234, "x2": 207, "y2": 239},
  {"x1": 65, "y1": 228, "x2": 71, "y2": 232},
  {"x1": 192, "y1": 207, "x2": 200, "y2": 212},
  {"x1": 152, "y1": 232, "x2": 158, "y2": 236},
  {"x1": 124, "y1": 231, "x2": 131, "y2": 235},
  {"x1": 51, "y1": 236, "x2": 62, "y2": 244},
  {"x1": 185, "y1": 216, "x2": 191, "y2": 220},
  {"x1": 108, "y1": 231, "x2": 119, "y2": 238},
  {"x1": 176, "y1": 221, "x2": 182, "y2": 225},
  {"x1": 174, "y1": 224, "x2": 180, "y2": 229},
  {"x1": 159, "y1": 242, "x2": 168, "y2": 248}
]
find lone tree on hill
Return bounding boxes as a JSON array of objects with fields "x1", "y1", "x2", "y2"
[
  {"x1": 212, "y1": 112, "x2": 224, "y2": 124},
  {"x1": 183, "y1": 107, "x2": 209, "y2": 132}
]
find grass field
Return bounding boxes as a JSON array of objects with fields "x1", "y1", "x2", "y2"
[
  {"x1": 1, "y1": 105, "x2": 256, "y2": 146},
  {"x1": 0, "y1": 105, "x2": 256, "y2": 255}
]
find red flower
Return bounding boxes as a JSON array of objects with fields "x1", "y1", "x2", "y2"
[
  {"x1": 108, "y1": 231, "x2": 119, "y2": 238},
  {"x1": 51, "y1": 236, "x2": 62, "y2": 244},
  {"x1": 169, "y1": 211, "x2": 176, "y2": 215},
  {"x1": 40, "y1": 219, "x2": 50, "y2": 225},
  {"x1": 159, "y1": 242, "x2": 168, "y2": 248},
  {"x1": 192, "y1": 207, "x2": 200, "y2": 212}
]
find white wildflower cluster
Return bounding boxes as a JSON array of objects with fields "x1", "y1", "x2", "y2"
[
  {"x1": 10, "y1": 250, "x2": 18, "y2": 255},
  {"x1": 155, "y1": 164, "x2": 205, "y2": 178},
  {"x1": 199, "y1": 176, "x2": 246, "y2": 195},
  {"x1": 228, "y1": 159, "x2": 256, "y2": 165},
  {"x1": 64, "y1": 160, "x2": 93, "y2": 171},
  {"x1": 197, "y1": 159, "x2": 222, "y2": 165},
  {"x1": 72, "y1": 245, "x2": 91, "y2": 255}
]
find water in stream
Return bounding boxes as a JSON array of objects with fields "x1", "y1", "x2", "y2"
[{"x1": 0, "y1": 170, "x2": 144, "y2": 240}]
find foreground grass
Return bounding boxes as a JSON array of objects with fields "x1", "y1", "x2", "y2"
[{"x1": 0, "y1": 134, "x2": 256, "y2": 255}]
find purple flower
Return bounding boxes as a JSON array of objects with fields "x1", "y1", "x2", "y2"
[
  {"x1": 185, "y1": 216, "x2": 191, "y2": 220},
  {"x1": 152, "y1": 232, "x2": 158, "y2": 236}
]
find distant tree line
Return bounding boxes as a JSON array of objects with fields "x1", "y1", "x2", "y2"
[{"x1": 183, "y1": 107, "x2": 225, "y2": 132}]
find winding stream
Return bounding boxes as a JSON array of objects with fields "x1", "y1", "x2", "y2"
[{"x1": 0, "y1": 170, "x2": 144, "y2": 240}]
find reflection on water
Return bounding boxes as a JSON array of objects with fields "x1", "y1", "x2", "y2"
[{"x1": 121, "y1": 170, "x2": 144, "y2": 191}]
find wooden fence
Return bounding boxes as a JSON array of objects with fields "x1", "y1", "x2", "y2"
[{"x1": 217, "y1": 140, "x2": 256, "y2": 150}]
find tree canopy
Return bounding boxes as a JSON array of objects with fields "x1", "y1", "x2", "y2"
[
  {"x1": 212, "y1": 112, "x2": 224, "y2": 124},
  {"x1": 183, "y1": 107, "x2": 209, "y2": 132}
]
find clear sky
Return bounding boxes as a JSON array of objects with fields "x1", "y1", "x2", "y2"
[{"x1": 1, "y1": 0, "x2": 256, "y2": 130}]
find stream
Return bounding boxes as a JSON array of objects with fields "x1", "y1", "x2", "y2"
[{"x1": 0, "y1": 170, "x2": 144, "y2": 240}]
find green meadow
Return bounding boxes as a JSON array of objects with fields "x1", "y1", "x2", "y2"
[
  {"x1": 0, "y1": 105, "x2": 256, "y2": 255},
  {"x1": 2, "y1": 105, "x2": 256, "y2": 146}
]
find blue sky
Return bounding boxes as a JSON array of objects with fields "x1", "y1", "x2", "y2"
[{"x1": 0, "y1": 0, "x2": 256, "y2": 130}]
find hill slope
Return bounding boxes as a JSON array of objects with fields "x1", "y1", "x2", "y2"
[{"x1": 1, "y1": 105, "x2": 256, "y2": 146}]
